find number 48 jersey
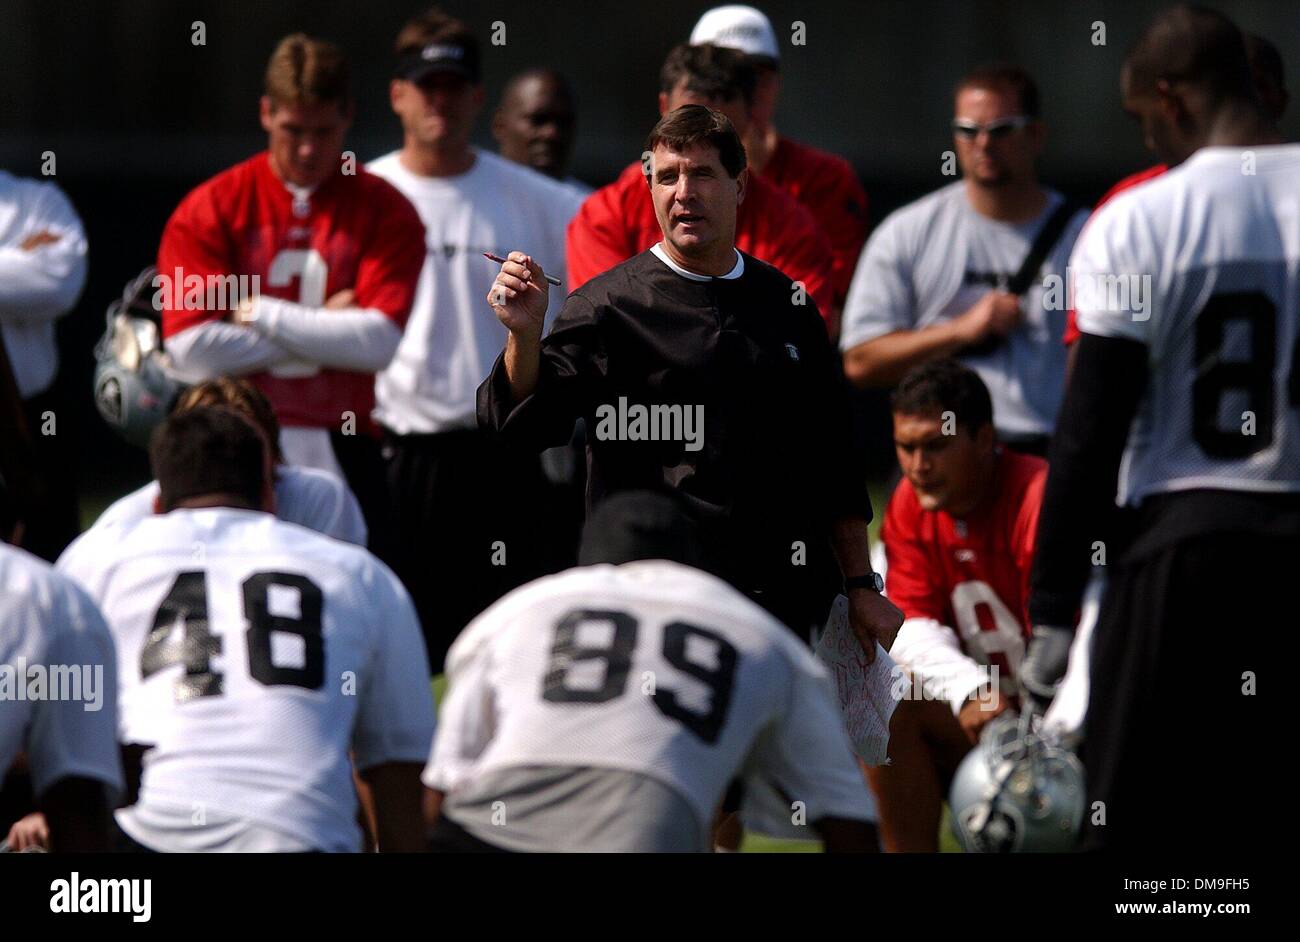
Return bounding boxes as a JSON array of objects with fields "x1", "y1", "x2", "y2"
[
  {"x1": 425, "y1": 560, "x2": 874, "y2": 850},
  {"x1": 1071, "y1": 144, "x2": 1300, "y2": 504},
  {"x1": 56, "y1": 508, "x2": 436, "y2": 852}
]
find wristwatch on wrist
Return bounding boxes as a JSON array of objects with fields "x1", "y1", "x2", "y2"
[{"x1": 844, "y1": 572, "x2": 885, "y2": 593}]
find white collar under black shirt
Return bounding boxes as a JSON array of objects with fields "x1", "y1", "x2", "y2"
[{"x1": 650, "y1": 242, "x2": 744, "y2": 281}]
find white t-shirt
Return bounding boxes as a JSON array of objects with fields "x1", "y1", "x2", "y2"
[
  {"x1": 840, "y1": 182, "x2": 1087, "y2": 437},
  {"x1": 368, "y1": 148, "x2": 584, "y2": 435},
  {"x1": 559, "y1": 176, "x2": 593, "y2": 198},
  {"x1": 0, "y1": 170, "x2": 88, "y2": 398},
  {"x1": 0, "y1": 543, "x2": 122, "y2": 801},
  {"x1": 93, "y1": 464, "x2": 367, "y2": 546},
  {"x1": 56, "y1": 508, "x2": 436, "y2": 852},
  {"x1": 425, "y1": 560, "x2": 874, "y2": 850},
  {"x1": 1071, "y1": 144, "x2": 1300, "y2": 504}
]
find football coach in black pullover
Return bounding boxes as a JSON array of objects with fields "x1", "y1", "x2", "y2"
[{"x1": 478, "y1": 105, "x2": 902, "y2": 657}]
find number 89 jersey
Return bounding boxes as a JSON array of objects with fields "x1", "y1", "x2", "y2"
[
  {"x1": 425, "y1": 561, "x2": 873, "y2": 838},
  {"x1": 1071, "y1": 145, "x2": 1300, "y2": 505},
  {"x1": 56, "y1": 508, "x2": 436, "y2": 852}
]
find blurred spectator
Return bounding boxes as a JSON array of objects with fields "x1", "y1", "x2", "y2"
[
  {"x1": 840, "y1": 65, "x2": 1087, "y2": 456},
  {"x1": 0, "y1": 169, "x2": 87, "y2": 560},
  {"x1": 157, "y1": 33, "x2": 425, "y2": 542},
  {"x1": 566, "y1": 42, "x2": 835, "y2": 324},
  {"x1": 691, "y1": 4, "x2": 868, "y2": 334},
  {"x1": 368, "y1": 8, "x2": 584, "y2": 673},
  {"x1": 493, "y1": 68, "x2": 590, "y2": 197}
]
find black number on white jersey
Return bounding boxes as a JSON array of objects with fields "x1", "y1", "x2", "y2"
[
  {"x1": 142, "y1": 571, "x2": 223, "y2": 702},
  {"x1": 542, "y1": 609, "x2": 636, "y2": 704},
  {"x1": 540, "y1": 609, "x2": 739, "y2": 744},
  {"x1": 1193, "y1": 291, "x2": 1300, "y2": 458},
  {"x1": 652, "y1": 622, "x2": 738, "y2": 744},
  {"x1": 143, "y1": 570, "x2": 326, "y2": 702},
  {"x1": 243, "y1": 572, "x2": 325, "y2": 689}
]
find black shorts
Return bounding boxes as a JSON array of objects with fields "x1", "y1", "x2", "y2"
[
  {"x1": 427, "y1": 814, "x2": 512, "y2": 854},
  {"x1": 1081, "y1": 528, "x2": 1284, "y2": 851}
]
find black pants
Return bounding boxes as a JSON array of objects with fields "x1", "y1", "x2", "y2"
[
  {"x1": 18, "y1": 385, "x2": 81, "y2": 562},
  {"x1": 329, "y1": 430, "x2": 391, "y2": 556},
  {"x1": 378, "y1": 428, "x2": 554, "y2": 674},
  {"x1": 1081, "y1": 529, "x2": 1282, "y2": 851}
]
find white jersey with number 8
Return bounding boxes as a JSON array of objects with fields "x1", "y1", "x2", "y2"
[{"x1": 1072, "y1": 144, "x2": 1300, "y2": 504}]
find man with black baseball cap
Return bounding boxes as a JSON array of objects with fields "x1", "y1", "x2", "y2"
[
  {"x1": 392, "y1": 31, "x2": 482, "y2": 85},
  {"x1": 368, "y1": 7, "x2": 585, "y2": 673}
]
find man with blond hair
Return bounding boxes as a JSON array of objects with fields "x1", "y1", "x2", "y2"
[{"x1": 157, "y1": 33, "x2": 425, "y2": 543}]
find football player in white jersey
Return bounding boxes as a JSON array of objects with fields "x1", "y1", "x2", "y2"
[
  {"x1": 58, "y1": 408, "x2": 436, "y2": 852},
  {"x1": 425, "y1": 490, "x2": 879, "y2": 852},
  {"x1": 1023, "y1": 5, "x2": 1297, "y2": 849},
  {"x1": 1, "y1": 479, "x2": 122, "y2": 852},
  {"x1": 95, "y1": 377, "x2": 367, "y2": 546}
]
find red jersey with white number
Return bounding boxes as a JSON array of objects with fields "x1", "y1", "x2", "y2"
[
  {"x1": 158, "y1": 152, "x2": 425, "y2": 430},
  {"x1": 761, "y1": 136, "x2": 868, "y2": 316},
  {"x1": 566, "y1": 161, "x2": 836, "y2": 324},
  {"x1": 1063, "y1": 163, "x2": 1167, "y2": 346},
  {"x1": 881, "y1": 449, "x2": 1045, "y2": 680}
]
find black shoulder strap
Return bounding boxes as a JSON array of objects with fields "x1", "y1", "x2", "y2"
[{"x1": 1006, "y1": 199, "x2": 1081, "y2": 296}]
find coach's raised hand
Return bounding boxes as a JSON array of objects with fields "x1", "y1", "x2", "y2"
[
  {"x1": 489, "y1": 252, "x2": 549, "y2": 337},
  {"x1": 489, "y1": 251, "x2": 550, "y2": 402}
]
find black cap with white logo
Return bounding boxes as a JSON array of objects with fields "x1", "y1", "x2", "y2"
[{"x1": 395, "y1": 39, "x2": 481, "y2": 84}]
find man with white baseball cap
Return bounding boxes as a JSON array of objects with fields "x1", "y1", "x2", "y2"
[{"x1": 691, "y1": 5, "x2": 868, "y2": 334}]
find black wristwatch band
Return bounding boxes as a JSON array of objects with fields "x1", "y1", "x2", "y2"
[{"x1": 844, "y1": 572, "x2": 884, "y2": 593}]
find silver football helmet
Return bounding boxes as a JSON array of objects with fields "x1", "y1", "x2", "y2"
[
  {"x1": 950, "y1": 709, "x2": 1085, "y2": 853},
  {"x1": 93, "y1": 266, "x2": 186, "y2": 449}
]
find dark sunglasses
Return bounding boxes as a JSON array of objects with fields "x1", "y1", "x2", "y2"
[{"x1": 952, "y1": 115, "x2": 1035, "y2": 139}]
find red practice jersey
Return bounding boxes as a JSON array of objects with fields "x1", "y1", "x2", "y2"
[
  {"x1": 566, "y1": 161, "x2": 836, "y2": 324},
  {"x1": 881, "y1": 449, "x2": 1046, "y2": 682},
  {"x1": 159, "y1": 152, "x2": 425, "y2": 431},
  {"x1": 761, "y1": 136, "x2": 868, "y2": 318},
  {"x1": 1062, "y1": 163, "x2": 1167, "y2": 346}
]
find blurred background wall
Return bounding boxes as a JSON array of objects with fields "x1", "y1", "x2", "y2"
[{"x1": 2, "y1": 0, "x2": 1298, "y2": 507}]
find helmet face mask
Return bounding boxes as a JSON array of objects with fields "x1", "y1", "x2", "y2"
[
  {"x1": 950, "y1": 710, "x2": 1086, "y2": 853},
  {"x1": 93, "y1": 266, "x2": 186, "y2": 449}
]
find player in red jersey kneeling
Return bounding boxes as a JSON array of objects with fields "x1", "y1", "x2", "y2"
[{"x1": 868, "y1": 359, "x2": 1049, "y2": 851}]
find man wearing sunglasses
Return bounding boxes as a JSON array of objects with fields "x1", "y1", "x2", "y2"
[{"x1": 840, "y1": 65, "x2": 1087, "y2": 457}]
